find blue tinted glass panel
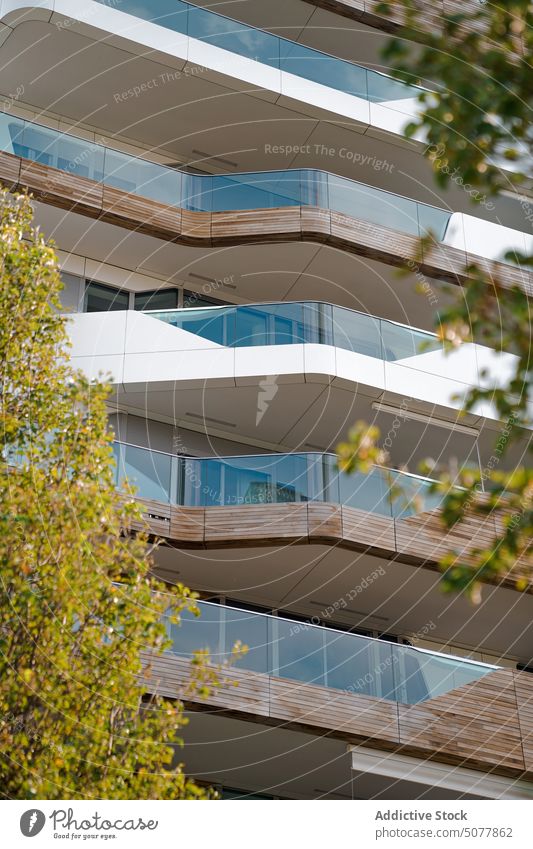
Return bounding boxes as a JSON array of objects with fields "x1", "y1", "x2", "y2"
[
  {"x1": 390, "y1": 473, "x2": 443, "y2": 519},
  {"x1": 211, "y1": 171, "x2": 302, "y2": 211},
  {"x1": 104, "y1": 149, "x2": 180, "y2": 204},
  {"x1": 418, "y1": 203, "x2": 452, "y2": 240},
  {"x1": 338, "y1": 468, "x2": 391, "y2": 515},
  {"x1": 224, "y1": 607, "x2": 269, "y2": 673},
  {"x1": 234, "y1": 303, "x2": 306, "y2": 347},
  {"x1": 188, "y1": 4, "x2": 279, "y2": 68},
  {"x1": 280, "y1": 41, "x2": 367, "y2": 99},
  {"x1": 120, "y1": 443, "x2": 172, "y2": 502},
  {"x1": 170, "y1": 601, "x2": 222, "y2": 659},
  {"x1": 368, "y1": 70, "x2": 418, "y2": 103},
  {"x1": 328, "y1": 174, "x2": 420, "y2": 235},
  {"x1": 381, "y1": 321, "x2": 441, "y2": 362},
  {"x1": 154, "y1": 306, "x2": 233, "y2": 345},
  {"x1": 332, "y1": 306, "x2": 382, "y2": 358},
  {"x1": 126, "y1": 0, "x2": 189, "y2": 33},
  {"x1": 271, "y1": 618, "x2": 326, "y2": 686},
  {"x1": 324, "y1": 630, "x2": 376, "y2": 694},
  {"x1": 0, "y1": 112, "x2": 25, "y2": 155}
]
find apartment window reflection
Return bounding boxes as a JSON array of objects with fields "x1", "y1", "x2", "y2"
[{"x1": 84, "y1": 280, "x2": 129, "y2": 312}]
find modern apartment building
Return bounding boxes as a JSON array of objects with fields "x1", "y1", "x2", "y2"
[{"x1": 1, "y1": 0, "x2": 532, "y2": 800}]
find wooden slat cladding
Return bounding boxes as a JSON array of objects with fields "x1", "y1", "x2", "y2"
[
  {"x1": 398, "y1": 669, "x2": 525, "y2": 773},
  {"x1": 20, "y1": 159, "x2": 104, "y2": 213},
  {"x1": 307, "y1": 502, "x2": 343, "y2": 541},
  {"x1": 141, "y1": 651, "x2": 533, "y2": 779},
  {"x1": 269, "y1": 676, "x2": 400, "y2": 742},
  {"x1": 204, "y1": 503, "x2": 309, "y2": 545},
  {"x1": 143, "y1": 652, "x2": 271, "y2": 717},
  {"x1": 395, "y1": 506, "x2": 498, "y2": 568},
  {"x1": 514, "y1": 672, "x2": 533, "y2": 772},
  {"x1": 0, "y1": 151, "x2": 21, "y2": 188},
  {"x1": 137, "y1": 501, "x2": 531, "y2": 594},
  {"x1": 342, "y1": 505, "x2": 396, "y2": 554},
  {"x1": 169, "y1": 505, "x2": 204, "y2": 544},
  {"x1": 102, "y1": 185, "x2": 182, "y2": 240},
  {"x1": 304, "y1": 1, "x2": 525, "y2": 54},
  {"x1": 2, "y1": 151, "x2": 530, "y2": 295}
]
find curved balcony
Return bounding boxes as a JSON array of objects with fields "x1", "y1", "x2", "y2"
[
  {"x1": 93, "y1": 0, "x2": 421, "y2": 106},
  {"x1": 0, "y1": 111, "x2": 448, "y2": 240},
  {"x1": 148, "y1": 299, "x2": 441, "y2": 359},
  {"x1": 112, "y1": 441, "x2": 443, "y2": 519},
  {"x1": 3, "y1": 110, "x2": 529, "y2": 267},
  {"x1": 166, "y1": 598, "x2": 495, "y2": 704}
]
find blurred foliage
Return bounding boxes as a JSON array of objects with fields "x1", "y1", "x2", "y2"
[
  {"x1": 0, "y1": 191, "x2": 226, "y2": 798},
  {"x1": 338, "y1": 1, "x2": 532, "y2": 601}
]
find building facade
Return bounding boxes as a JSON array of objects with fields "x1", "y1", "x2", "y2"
[{"x1": 2, "y1": 0, "x2": 532, "y2": 799}]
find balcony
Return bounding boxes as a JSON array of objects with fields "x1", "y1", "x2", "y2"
[
  {"x1": 0, "y1": 111, "x2": 448, "y2": 240},
  {"x1": 165, "y1": 598, "x2": 495, "y2": 704},
  {"x1": 2, "y1": 110, "x2": 530, "y2": 268},
  {"x1": 149, "y1": 299, "x2": 441, "y2": 357},
  {"x1": 92, "y1": 0, "x2": 420, "y2": 106},
  {"x1": 113, "y1": 441, "x2": 442, "y2": 519}
]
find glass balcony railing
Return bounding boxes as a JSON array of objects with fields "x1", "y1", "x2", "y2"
[
  {"x1": 0, "y1": 112, "x2": 450, "y2": 240},
  {"x1": 148, "y1": 300, "x2": 442, "y2": 361},
  {"x1": 94, "y1": 0, "x2": 421, "y2": 105},
  {"x1": 165, "y1": 599, "x2": 495, "y2": 704},
  {"x1": 112, "y1": 441, "x2": 443, "y2": 519}
]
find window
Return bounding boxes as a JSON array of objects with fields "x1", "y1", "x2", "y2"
[
  {"x1": 183, "y1": 288, "x2": 228, "y2": 309},
  {"x1": 84, "y1": 281, "x2": 129, "y2": 313},
  {"x1": 134, "y1": 288, "x2": 179, "y2": 311}
]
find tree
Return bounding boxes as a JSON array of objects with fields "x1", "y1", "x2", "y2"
[
  {"x1": 338, "y1": 1, "x2": 532, "y2": 600},
  {"x1": 0, "y1": 191, "x2": 217, "y2": 799}
]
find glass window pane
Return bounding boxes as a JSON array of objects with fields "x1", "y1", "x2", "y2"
[
  {"x1": 418, "y1": 204, "x2": 451, "y2": 240},
  {"x1": 155, "y1": 306, "x2": 232, "y2": 345},
  {"x1": 84, "y1": 281, "x2": 129, "y2": 312},
  {"x1": 381, "y1": 321, "x2": 441, "y2": 362},
  {"x1": 120, "y1": 0, "x2": 190, "y2": 33},
  {"x1": 325, "y1": 631, "x2": 375, "y2": 694},
  {"x1": 119, "y1": 443, "x2": 172, "y2": 503},
  {"x1": 271, "y1": 618, "x2": 326, "y2": 686},
  {"x1": 234, "y1": 303, "x2": 305, "y2": 347},
  {"x1": 368, "y1": 70, "x2": 419, "y2": 103},
  {"x1": 21, "y1": 123, "x2": 104, "y2": 180},
  {"x1": 224, "y1": 607, "x2": 269, "y2": 673},
  {"x1": 280, "y1": 42, "x2": 367, "y2": 99},
  {"x1": 0, "y1": 113, "x2": 26, "y2": 156},
  {"x1": 394, "y1": 647, "x2": 492, "y2": 703},
  {"x1": 211, "y1": 171, "x2": 302, "y2": 212},
  {"x1": 134, "y1": 289, "x2": 179, "y2": 311},
  {"x1": 170, "y1": 601, "x2": 222, "y2": 660},
  {"x1": 391, "y1": 473, "x2": 443, "y2": 519},
  {"x1": 328, "y1": 174, "x2": 419, "y2": 235},
  {"x1": 338, "y1": 468, "x2": 391, "y2": 515},
  {"x1": 188, "y1": 4, "x2": 279, "y2": 68},
  {"x1": 104, "y1": 148, "x2": 180, "y2": 205},
  {"x1": 332, "y1": 306, "x2": 382, "y2": 358}
]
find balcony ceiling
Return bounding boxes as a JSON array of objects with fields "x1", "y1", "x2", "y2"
[
  {"x1": 0, "y1": 14, "x2": 527, "y2": 230},
  {"x1": 153, "y1": 542, "x2": 533, "y2": 662},
  {"x1": 34, "y1": 201, "x2": 457, "y2": 331},
  {"x1": 179, "y1": 713, "x2": 481, "y2": 799}
]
